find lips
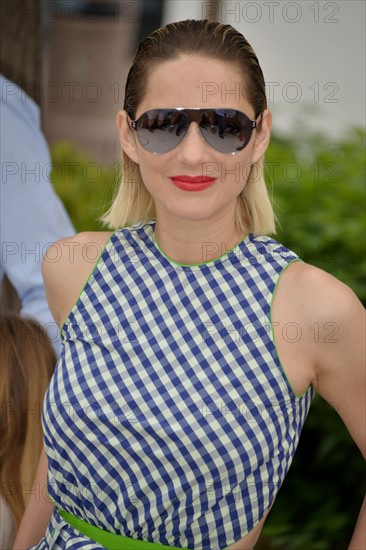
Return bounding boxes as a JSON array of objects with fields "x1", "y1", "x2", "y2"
[
  {"x1": 170, "y1": 175, "x2": 217, "y2": 191},
  {"x1": 171, "y1": 175, "x2": 215, "y2": 183}
]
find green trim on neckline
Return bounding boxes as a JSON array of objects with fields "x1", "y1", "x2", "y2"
[{"x1": 152, "y1": 231, "x2": 249, "y2": 268}]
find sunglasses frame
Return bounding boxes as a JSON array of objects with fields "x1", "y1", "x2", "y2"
[{"x1": 130, "y1": 108, "x2": 260, "y2": 155}]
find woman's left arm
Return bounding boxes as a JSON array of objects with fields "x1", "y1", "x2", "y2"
[
  {"x1": 349, "y1": 496, "x2": 365, "y2": 550},
  {"x1": 312, "y1": 276, "x2": 365, "y2": 548}
]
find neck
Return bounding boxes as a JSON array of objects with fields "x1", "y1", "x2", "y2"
[{"x1": 154, "y1": 214, "x2": 245, "y2": 265}]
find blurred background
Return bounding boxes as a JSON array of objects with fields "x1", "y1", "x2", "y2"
[{"x1": 1, "y1": 1, "x2": 365, "y2": 548}]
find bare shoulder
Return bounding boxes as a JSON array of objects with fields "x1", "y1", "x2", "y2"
[
  {"x1": 274, "y1": 260, "x2": 362, "y2": 324},
  {"x1": 42, "y1": 231, "x2": 112, "y2": 327},
  {"x1": 276, "y1": 261, "x2": 365, "y2": 456},
  {"x1": 271, "y1": 260, "x2": 365, "y2": 396}
]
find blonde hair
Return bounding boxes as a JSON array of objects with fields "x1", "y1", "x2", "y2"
[
  {"x1": 102, "y1": 19, "x2": 275, "y2": 235},
  {"x1": 0, "y1": 315, "x2": 56, "y2": 526}
]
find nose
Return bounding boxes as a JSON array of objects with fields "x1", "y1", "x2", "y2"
[{"x1": 175, "y1": 122, "x2": 211, "y2": 164}]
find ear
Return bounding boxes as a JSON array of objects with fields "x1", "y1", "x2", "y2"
[
  {"x1": 117, "y1": 110, "x2": 140, "y2": 164},
  {"x1": 251, "y1": 108, "x2": 272, "y2": 164}
]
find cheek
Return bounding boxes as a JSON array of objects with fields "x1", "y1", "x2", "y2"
[
  {"x1": 218, "y1": 152, "x2": 254, "y2": 189},
  {"x1": 137, "y1": 154, "x2": 165, "y2": 194}
]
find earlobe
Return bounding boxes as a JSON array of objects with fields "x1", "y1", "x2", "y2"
[
  {"x1": 251, "y1": 108, "x2": 272, "y2": 164},
  {"x1": 117, "y1": 110, "x2": 140, "y2": 164}
]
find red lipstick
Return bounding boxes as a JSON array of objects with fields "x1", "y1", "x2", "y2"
[{"x1": 170, "y1": 175, "x2": 217, "y2": 191}]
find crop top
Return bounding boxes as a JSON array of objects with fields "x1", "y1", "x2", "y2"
[{"x1": 38, "y1": 222, "x2": 315, "y2": 550}]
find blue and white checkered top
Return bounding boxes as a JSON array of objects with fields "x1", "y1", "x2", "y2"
[{"x1": 40, "y1": 222, "x2": 315, "y2": 550}]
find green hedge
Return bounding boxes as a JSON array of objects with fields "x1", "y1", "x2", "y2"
[
  {"x1": 258, "y1": 128, "x2": 366, "y2": 549},
  {"x1": 50, "y1": 142, "x2": 118, "y2": 232},
  {"x1": 268, "y1": 127, "x2": 365, "y2": 306},
  {"x1": 50, "y1": 126, "x2": 365, "y2": 549}
]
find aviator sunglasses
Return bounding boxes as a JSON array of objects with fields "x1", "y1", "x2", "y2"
[{"x1": 130, "y1": 108, "x2": 261, "y2": 155}]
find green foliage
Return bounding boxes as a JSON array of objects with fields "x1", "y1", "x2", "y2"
[
  {"x1": 258, "y1": 128, "x2": 366, "y2": 549},
  {"x1": 50, "y1": 127, "x2": 365, "y2": 549},
  {"x1": 50, "y1": 141, "x2": 120, "y2": 232},
  {"x1": 259, "y1": 128, "x2": 365, "y2": 549},
  {"x1": 266, "y1": 127, "x2": 365, "y2": 305}
]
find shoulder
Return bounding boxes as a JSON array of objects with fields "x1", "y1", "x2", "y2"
[
  {"x1": 283, "y1": 263, "x2": 365, "y2": 459},
  {"x1": 0, "y1": 74, "x2": 39, "y2": 132},
  {"x1": 42, "y1": 231, "x2": 112, "y2": 327},
  {"x1": 276, "y1": 260, "x2": 362, "y2": 322},
  {"x1": 278, "y1": 262, "x2": 365, "y2": 384},
  {"x1": 272, "y1": 262, "x2": 365, "y2": 422}
]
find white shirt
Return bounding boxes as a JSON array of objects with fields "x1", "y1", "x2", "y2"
[{"x1": 0, "y1": 74, "x2": 75, "y2": 354}]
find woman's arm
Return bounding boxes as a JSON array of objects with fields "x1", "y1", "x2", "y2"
[
  {"x1": 12, "y1": 233, "x2": 112, "y2": 549},
  {"x1": 349, "y1": 496, "x2": 365, "y2": 550},
  {"x1": 309, "y1": 271, "x2": 365, "y2": 547},
  {"x1": 275, "y1": 262, "x2": 365, "y2": 547},
  {"x1": 12, "y1": 447, "x2": 54, "y2": 550}
]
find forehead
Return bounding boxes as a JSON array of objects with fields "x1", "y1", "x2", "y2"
[{"x1": 137, "y1": 55, "x2": 253, "y2": 116}]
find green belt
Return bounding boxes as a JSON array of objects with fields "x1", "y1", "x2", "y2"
[{"x1": 57, "y1": 508, "x2": 184, "y2": 549}]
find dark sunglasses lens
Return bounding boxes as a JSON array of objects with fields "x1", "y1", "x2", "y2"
[
  {"x1": 199, "y1": 109, "x2": 254, "y2": 153},
  {"x1": 134, "y1": 110, "x2": 189, "y2": 153}
]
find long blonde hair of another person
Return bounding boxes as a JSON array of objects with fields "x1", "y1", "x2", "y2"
[{"x1": 0, "y1": 314, "x2": 56, "y2": 526}]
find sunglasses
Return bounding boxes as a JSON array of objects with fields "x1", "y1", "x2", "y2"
[{"x1": 130, "y1": 108, "x2": 260, "y2": 155}]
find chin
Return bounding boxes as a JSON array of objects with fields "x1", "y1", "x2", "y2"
[{"x1": 167, "y1": 208, "x2": 225, "y2": 225}]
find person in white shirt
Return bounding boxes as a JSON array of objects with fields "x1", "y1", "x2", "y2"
[{"x1": 0, "y1": 74, "x2": 75, "y2": 355}]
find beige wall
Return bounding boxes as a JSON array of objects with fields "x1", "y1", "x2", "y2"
[{"x1": 42, "y1": 5, "x2": 140, "y2": 166}]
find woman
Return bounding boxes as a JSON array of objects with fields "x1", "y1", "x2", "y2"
[
  {"x1": 0, "y1": 314, "x2": 56, "y2": 548},
  {"x1": 14, "y1": 19, "x2": 364, "y2": 550}
]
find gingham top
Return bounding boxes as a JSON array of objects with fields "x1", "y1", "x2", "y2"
[{"x1": 38, "y1": 222, "x2": 314, "y2": 550}]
